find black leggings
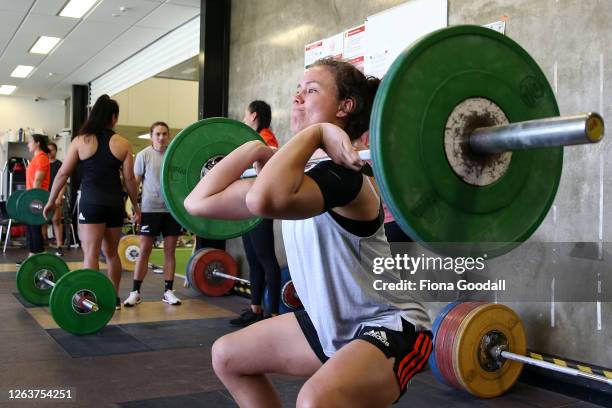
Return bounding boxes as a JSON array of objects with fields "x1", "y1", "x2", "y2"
[
  {"x1": 195, "y1": 236, "x2": 226, "y2": 251},
  {"x1": 242, "y1": 218, "x2": 281, "y2": 313},
  {"x1": 27, "y1": 224, "x2": 44, "y2": 253}
]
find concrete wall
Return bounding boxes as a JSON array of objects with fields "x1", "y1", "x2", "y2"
[{"x1": 226, "y1": 0, "x2": 611, "y2": 368}]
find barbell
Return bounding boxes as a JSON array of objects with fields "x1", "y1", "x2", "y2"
[
  {"x1": 160, "y1": 25, "x2": 605, "y2": 257},
  {"x1": 7, "y1": 189, "x2": 51, "y2": 225},
  {"x1": 16, "y1": 253, "x2": 115, "y2": 335},
  {"x1": 430, "y1": 302, "x2": 611, "y2": 398},
  {"x1": 184, "y1": 248, "x2": 303, "y2": 312}
]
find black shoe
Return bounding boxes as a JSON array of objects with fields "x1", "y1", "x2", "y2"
[
  {"x1": 230, "y1": 309, "x2": 263, "y2": 327},
  {"x1": 15, "y1": 259, "x2": 24, "y2": 268},
  {"x1": 55, "y1": 247, "x2": 64, "y2": 257},
  {"x1": 115, "y1": 297, "x2": 121, "y2": 311}
]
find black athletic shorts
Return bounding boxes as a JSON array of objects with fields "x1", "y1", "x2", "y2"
[
  {"x1": 295, "y1": 310, "x2": 432, "y2": 401},
  {"x1": 139, "y1": 212, "x2": 182, "y2": 237},
  {"x1": 78, "y1": 202, "x2": 124, "y2": 227}
]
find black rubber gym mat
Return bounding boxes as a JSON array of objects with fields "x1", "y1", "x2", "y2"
[
  {"x1": 47, "y1": 325, "x2": 153, "y2": 358},
  {"x1": 118, "y1": 374, "x2": 600, "y2": 408},
  {"x1": 118, "y1": 390, "x2": 235, "y2": 408},
  {"x1": 119, "y1": 317, "x2": 237, "y2": 350}
]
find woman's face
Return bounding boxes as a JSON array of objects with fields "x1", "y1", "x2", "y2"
[
  {"x1": 27, "y1": 137, "x2": 38, "y2": 154},
  {"x1": 243, "y1": 108, "x2": 257, "y2": 131},
  {"x1": 48, "y1": 144, "x2": 57, "y2": 160},
  {"x1": 291, "y1": 65, "x2": 343, "y2": 133},
  {"x1": 151, "y1": 125, "x2": 170, "y2": 151}
]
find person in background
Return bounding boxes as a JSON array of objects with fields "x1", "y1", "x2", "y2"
[
  {"x1": 47, "y1": 142, "x2": 66, "y2": 256},
  {"x1": 17, "y1": 134, "x2": 51, "y2": 266},
  {"x1": 123, "y1": 121, "x2": 182, "y2": 307},
  {"x1": 231, "y1": 100, "x2": 282, "y2": 326},
  {"x1": 43, "y1": 94, "x2": 140, "y2": 310}
]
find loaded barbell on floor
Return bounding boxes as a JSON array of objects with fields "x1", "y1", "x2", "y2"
[
  {"x1": 160, "y1": 26, "x2": 605, "y2": 258},
  {"x1": 184, "y1": 248, "x2": 302, "y2": 311},
  {"x1": 16, "y1": 253, "x2": 115, "y2": 335},
  {"x1": 430, "y1": 302, "x2": 611, "y2": 398},
  {"x1": 7, "y1": 188, "x2": 51, "y2": 225}
]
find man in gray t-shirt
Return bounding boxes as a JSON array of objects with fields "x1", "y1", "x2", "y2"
[{"x1": 123, "y1": 122, "x2": 183, "y2": 307}]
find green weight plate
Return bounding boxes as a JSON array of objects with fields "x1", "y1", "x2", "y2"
[
  {"x1": 16, "y1": 188, "x2": 51, "y2": 225},
  {"x1": 7, "y1": 190, "x2": 25, "y2": 221},
  {"x1": 161, "y1": 118, "x2": 264, "y2": 239},
  {"x1": 16, "y1": 253, "x2": 69, "y2": 306},
  {"x1": 371, "y1": 25, "x2": 561, "y2": 258},
  {"x1": 49, "y1": 269, "x2": 115, "y2": 335}
]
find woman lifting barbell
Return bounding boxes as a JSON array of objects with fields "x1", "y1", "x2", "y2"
[{"x1": 184, "y1": 58, "x2": 432, "y2": 408}]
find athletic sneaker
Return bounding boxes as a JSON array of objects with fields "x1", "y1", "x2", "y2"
[
  {"x1": 123, "y1": 291, "x2": 142, "y2": 307},
  {"x1": 115, "y1": 297, "x2": 121, "y2": 311},
  {"x1": 162, "y1": 290, "x2": 181, "y2": 305},
  {"x1": 230, "y1": 308, "x2": 263, "y2": 327},
  {"x1": 55, "y1": 247, "x2": 64, "y2": 257}
]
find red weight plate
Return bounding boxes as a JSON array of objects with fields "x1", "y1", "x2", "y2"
[
  {"x1": 435, "y1": 302, "x2": 484, "y2": 390},
  {"x1": 192, "y1": 249, "x2": 237, "y2": 297},
  {"x1": 281, "y1": 280, "x2": 302, "y2": 309}
]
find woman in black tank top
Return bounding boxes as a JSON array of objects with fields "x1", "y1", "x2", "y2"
[{"x1": 44, "y1": 95, "x2": 141, "y2": 309}]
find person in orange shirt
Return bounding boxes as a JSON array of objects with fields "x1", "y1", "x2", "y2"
[
  {"x1": 243, "y1": 100, "x2": 279, "y2": 149},
  {"x1": 19, "y1": 134, "x2": 51, "y2": 264},
  {"x1": 232, "y1": 100, "x2": 282, "y2": 326}
]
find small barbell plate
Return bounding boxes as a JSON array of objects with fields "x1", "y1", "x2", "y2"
[
  {"x1": 16, "y1": 253, "x2": 69, "y2": 306},
  {"x1": 429, "y1": 301, "x2": 461, "y2": 385},
  {"x1": 281, "y1": 280, "x2": 302, "y2": 310},
  {"x1": 49, "y1": 269, "x2": 115, "y2": 335},
  {"x1": 452, "y1": 303, "x2": 526, "y2": 398},
  {"x1": 371, "y1": 25, "x2": 561, "y2": 257},
  {"x1": 435, "y1": 302, "x2": 485, "y2": 390},
  {"x1": 7, "y1": 190, "x2": 25, "y2": 221},
  {"x1": 161, "y1": 118, "x2": 263, "y2": 239},
  {"x1": 186, "y1": 248, "x2": 209, "y2": 289},
  {"x1": 15, "y1": 189, "x2": 50, "y2": 225},
  {"x1": 118, "y1": 235, "x2": 140, "y2": 271},
  {"x1": 192, "y1": 248, "x2": 237, "y2": 297}
]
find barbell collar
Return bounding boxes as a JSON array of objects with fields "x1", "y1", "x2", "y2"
[
  {"x1": 212, "y1": 270, "x2": 251, "y2": 284},
  {"x1": 76, "y1": 296, "x2": 100, "y2": 312},
  {"x1": 470, "y1": 113, "x2": 605, "y2": 154},
  {"x1": 499, "y1": 350, "x2": 612, "y2": 386}
]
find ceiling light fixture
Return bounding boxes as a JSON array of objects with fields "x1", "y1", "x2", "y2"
[
  {"x1": 137, "y1": 133, "x2": 151, "y2": 139},
  {"x1": 0, "y1": 85, "x2": 17, "y2": 95},
  {"x1": 30, "y1": 36, "x2": 61, "y2": 54},
  {"x1": 59, "y1": 0, "x2": 98, "y2": 19},
  {"x1": 11, "y1": 65, "x2": 34, "y2": 78}
]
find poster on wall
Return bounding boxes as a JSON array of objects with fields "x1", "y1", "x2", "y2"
[
  {"x1": 364, "y1": 0, "x2": 447, "y2": 79},
  {"x1": 304, "y1": 32, "x2": 344, "y2": 69},
  {"x1": 344, "y1": 24, "x2": 366, "y2": 72}
]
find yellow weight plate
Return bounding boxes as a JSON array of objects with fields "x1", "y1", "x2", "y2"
[
  {"x1": 452, "y1": 303, "x2": 526, "y2": 398},
  {"x1": 118, "y1": 234, "x2": 140, "y2": 272}
]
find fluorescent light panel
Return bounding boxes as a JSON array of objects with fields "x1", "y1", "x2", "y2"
[
  {"x1": 59, "y1": 0, "x2": 98, "y2": 18},
  {"x1": 0, "y1": 85, "x2": 17, "y2": 95},
  {"x1": 11, "y1": 65, "x2": 34, "y2": 78},
  {"x1": 137, "y1": 134, "x2": 151, "y2": 139},
  {"x1": 30, "y1": 36, "x2": 61, "y2": 54}
]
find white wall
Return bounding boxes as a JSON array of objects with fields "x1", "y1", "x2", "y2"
[
  {"x1": 113, "y1": 77, "x2": 198, "y2": 129},
  {"x1": 0, "y1": 96, "x2": 66, "y2": 138}
]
